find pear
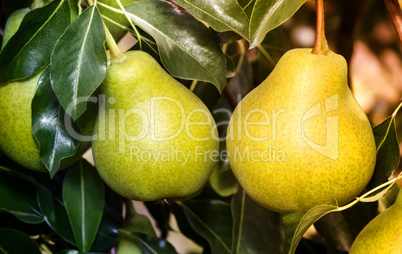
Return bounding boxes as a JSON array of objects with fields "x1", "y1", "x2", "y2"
[
  {"x1": 92, "y1": 51, "x2": 219, "y2": 201},
  {"x1": 349, "y1": 187, "x2": 402, "y2": 253},
  {"x1": 0, "y1": 73, "x2": 45, "y2": 171},
  {"x1": 226, "y1": 48, "x2": 376, "y2": 213}
]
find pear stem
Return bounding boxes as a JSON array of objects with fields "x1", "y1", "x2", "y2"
[
  {"x1": 312, "y1": 0, "x2": 329, "y2": 55},
  {"x1": 114, "y1": 0, "x2": 143, "y2": 50}
]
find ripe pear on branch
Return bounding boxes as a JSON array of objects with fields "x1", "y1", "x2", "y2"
[{"x1": 226, "y1": 0, "x2": 376, "y2": 213}]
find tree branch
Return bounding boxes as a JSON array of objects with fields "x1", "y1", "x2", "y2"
[{"x1": 383, "y1": 0, "x2": 402, "y2": 47}]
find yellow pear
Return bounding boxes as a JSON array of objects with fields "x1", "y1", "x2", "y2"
[
  {"x1": 349, "y1": 187, "x2": 402, "y2": 253},
  {"x1": 92, "y1": 51, "x2": 219, "y2": 201},
  {"x1": 226, "y1": 48, "x2": 376, "y2": 213}
]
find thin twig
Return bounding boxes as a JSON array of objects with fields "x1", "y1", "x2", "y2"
[{"x1": 384, "y1": 0, "x2": 402, "y2": 47}]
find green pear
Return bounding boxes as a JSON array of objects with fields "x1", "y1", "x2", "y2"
[
  {"x1": 0, "y1": 73, "x2": 45, "y2": 171},
  {"x1": 1, "y1": 8, "x2": 29, "y2": 49},
  {"x1": 92, "y1": 51, "x2": 219, "y2": 201},
  {"x1": 0, "y1": 73, "x2": 95, "y2": 172},
  {"x1": 98, "y1": 0, "x2": 138, "y2": 42},
  {"x1": 226, "y1": 48, "x2": 376, "y2": 213},
  {"x1": 349, "y1": 187, "x2": 402, "y2": 253}
]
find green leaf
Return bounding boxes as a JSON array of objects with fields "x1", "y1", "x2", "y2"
[
  {"x1": 36, "y1": 185, "x2": 76, "y2": 245},
  {"x1": 50, "y1": 5, "x2": 107, "y2": 120},
  {"x1": 0, "y1": 228, "x2": 41, "y2": 254},
  {"x1": 177, "y1": 199, "x2": 232, "y2": 254},
  {"x1": 283, "y1": 201, "x2": 338, "y2": 254},
  {"x1": 0, "y1": 171, "x2": 43, "y2": 224},
  {"x1": 231, "y1": 189, "x2": 285, "y2": 254},
  {"x1": 370, "y1": 116, "x2": 400, "y2": 187},
  {"x1": 0, "y1": 0, "x2": 70, "y2": 83},
  {"x1": 314, "y1": 213, "x2": 353, "y2": 252},
  {"x1": 122, "y1": 200, "x2": 156, "y2": 237},
  {"x1": 209, "y1": 137, "x2": 238, "y2": 197},
  {"x1": 31, "y1": 66, "x2": 81, "y2": 177},
  {"x1": 63, "y1": 159, "x2": 105, "y2": 252},
  {"x1": 126, "y1": 0, "x2": 226, "y2": 92},
  {"x1": 173, "y1": 0, "x2": 249, "y2": 39},
  {"x1": 91, "y1": 187, "x2": 122, "y2": 252},
  {"x1": 91, "y1": 213, "x2": 119, "y2": 252},
  {"x1": 0, "y1": 165, "x2": 37, "y2": 184},
  {"x1": 249, "y1": 0, "x2": 305, "y2": 48},
  {"x1": 237, "y1": 0, "x2": 256, "y2": 18},
  {"x1": 134, "y1": 233, "x2": 177, "y2": 254}
]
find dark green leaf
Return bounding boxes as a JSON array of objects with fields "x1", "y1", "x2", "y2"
[
  {"x1": 173, "y1": 0, "x2": 249, "y2": 39},
  {"x1": 0, "y1": 0, "x2": 70, "y2": 83},
  {"x1": 91, "y1": 187, "x2": 122, "y2": 252},
  {"x1": 249, "y1": 0, "x2": 305, "y2": 48},
  {"x1": 283, "y1": 201, "x2": 338, "y2": 254},
  {"x1": 50, "y1": 5, "x2": 107, "y2": 120},
  {"x1": 231, "y1": 189, "x2": 285, "y2": 254},
  {"x1": 63, "y1": 159, "x2": 105, "y2": 252},
  {"x1": 0, "y1": 228, "x2": 41, "y2": 254},
  {"x1": 177, "y1": 199, "x2": 232, "y2": 254},
  {"x1": 91, "y1": 213, "x2": 119, "y2": 252},
  {"x1": 314, "y1": 213, "x2": 353, "y2": 252},
  {"x1": 32, "y1": 66, "x2": 80, "y2": 177},
  {"x1": 0, "y1": 171, "x2": 43, "y2": 224},
  {"x1": 134, "y1": 233, "x2": 177, "y2": 254},
  {"x1": 0, "y1": 165, "x2": 37, "y2": 184},
  {"x1": 36, "y1": 185, "x2": 76, "y2": 245},
  {"x1": 371, "y1": 116, "x2": 400, "y2": 187},
  {"x1": 237, "y1": 0, "x2": 256, "y2": 18},
  {"x1": 126, "y1": 0, "x2": 226, "y2": 92},
  {"x1": 171, "y1": 204, "x2": 210, "y2": 250}
]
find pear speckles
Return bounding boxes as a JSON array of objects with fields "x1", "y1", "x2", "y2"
[
  {"x1": 0, "y1": 73, "x2": 46, "y2": 171},
  {"x1": 226, "y1": 48, "x2": 376, "y2": 213},
  {"x1": 92, "y1": 51, "x2": 219, "y2": 201}
]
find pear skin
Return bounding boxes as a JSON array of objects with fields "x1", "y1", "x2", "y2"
[
  {"x1": 0, "y1": 73, "x2": 46, "y2": 171},
  {"x1": 349, "y1": 188, "x2": 402, "y2": 253},
  {"x1": 92, "y1": 51, "x2": 219, "y2": 201},
  {"x1": 226, "y1": 49, "x2": 376, "y2": 213}
]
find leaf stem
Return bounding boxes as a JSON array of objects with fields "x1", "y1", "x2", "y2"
[
  {"x1": 312, "y1": 0, "x2": 329, "y2": 55},
  {"x1": 189, "y1": 80, "x2": 198, "y2": 92},
  {"x1": 392, "y1": 99, "x2": 402, "y2": 117},
  {"x1": 114, "y1": 0, "x2": 143, "y2": 50},
  {"x1": 89, "y1": 0, "x2": 125, "y2": 60},
  {"x1": 337, "y1": 172, "x2": 402, "y2": 212}
]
